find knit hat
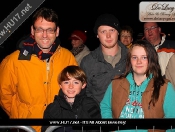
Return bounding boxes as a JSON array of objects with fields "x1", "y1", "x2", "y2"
[
  {"x1": 93, "y1": 13, "x2": 120, "y2": 34},
  {"x1": 69, "y1": 30, "x2": 87, "y2": 43}
]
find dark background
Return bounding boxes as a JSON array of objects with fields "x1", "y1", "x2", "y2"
[
  {"x1": 0, "y1": 0, "x2": 175, "y2": 120},
  {"x1": 0, "y1": 0, "x2": 175, "y2": 62}
]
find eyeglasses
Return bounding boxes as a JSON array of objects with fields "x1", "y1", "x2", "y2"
[
  {"x1": 144, "y1": 26, "x2": 158, "y2": 32},
  {"x1": 33, "y1": 27, "x2": 56, "y2": 34}
]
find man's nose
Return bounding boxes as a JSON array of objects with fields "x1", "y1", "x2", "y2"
[{"x1": 42, "y1": 30, "x2": 48, "y2": 37}]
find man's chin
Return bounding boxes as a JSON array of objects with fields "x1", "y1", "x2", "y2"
[
  {"x1": 39, "y1": 45, "x2": 52, "y2": 49},
  {"x1": 41, "y1": 47, "x2": 52, "y2": 49},
  {"x1": 67, "y1": 94, "x2": 76, "y2": 98}
]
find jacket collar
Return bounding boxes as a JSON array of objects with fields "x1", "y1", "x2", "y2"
[
  {"x1": 18, "y1": 37, "x2": 61, "y2": 60},
  {"x1": 56, "y1": 88, "x2": 86, "y2": 108},
  {"x1": 125, "y1": 73, "x2": 154, "y2": 92},
  {"x1": 91, "y1": 40, "x2": 128, "y2": 62}
]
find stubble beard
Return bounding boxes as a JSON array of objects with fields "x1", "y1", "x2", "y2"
[{"x1": 101, "y1": 42, "x2": 117, "y2": 49}]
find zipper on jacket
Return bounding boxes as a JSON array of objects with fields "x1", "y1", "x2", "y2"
[
  {"x1": 46, "y1": 60, "x2": 50, "y2": 83},
  {"x1": 45, "y1": 60, "x2": 50, "y2": 105},
  {"x1": 75, "y1": 108, "x2": 78, "y2": 119}
]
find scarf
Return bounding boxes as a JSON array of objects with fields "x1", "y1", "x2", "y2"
[
  {"x1": 19, "y1": 35, "x2": 60, "y2": 60},
  {"x1": 70, "y1": 44, "x2": 85, "y2": 56}
]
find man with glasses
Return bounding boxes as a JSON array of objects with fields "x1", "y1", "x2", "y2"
[
  {"x1": 143, "y1": 22, "x2": 175, "y2": 77},
  {"x1": 0, "y1": 7, "x2": 77, "y2": 132}
]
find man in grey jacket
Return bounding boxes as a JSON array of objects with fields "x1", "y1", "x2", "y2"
[{"x1": 80, "y1": 13, "x2": 128, "y2": 104}]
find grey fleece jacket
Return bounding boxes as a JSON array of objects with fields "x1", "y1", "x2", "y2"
[{"x1": 80, "y1": 41, "x2": 128, "y2": 104}]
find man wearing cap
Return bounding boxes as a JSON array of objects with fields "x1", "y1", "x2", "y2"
[
  {"x1": 69, "y1": 30, "x2": 90, "y2": 65},
  {"x1": 80, "y1": 13, "x2": 128, "y2": 104}
]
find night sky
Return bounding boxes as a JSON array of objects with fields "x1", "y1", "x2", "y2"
[{"x1": 0, "y1": 0, "x2": 175, "y2": 61}]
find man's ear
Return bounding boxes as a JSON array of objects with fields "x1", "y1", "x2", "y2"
[
  {"x1": 158, "y1": 27, "x2": 161, "y2": 33},
  {"x1": 31, "y1": 25, "x2": 34, "y2": 36},
  {"x1": 59, "y1": 84, "x2": 62, "y2": 89},
  {"x1": 81, "y1": 83, "x2": 87, "y2": 89},
  {"x1": 55, "y1": 26, "x2": 59, "y2": 37}
]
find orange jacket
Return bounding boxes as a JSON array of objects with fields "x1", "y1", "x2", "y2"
[{"x1": 0, "y1": 46, "x2": 78, "y2": 132}]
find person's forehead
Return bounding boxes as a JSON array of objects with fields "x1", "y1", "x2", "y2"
[
  {"x1": 98, "y1": 25, "x2": 115, "y2": 30},
  {"x1": 34, "y1": 17, "x2": 56, "y2": 26},
  {"x1": 144, "y1": 22, "x2": 157, "y2": 27},
  {"x1": 131, "y1": 46, "x2": 146, "y2": 53},
  {"x1": 121, "y1": 30, "x2": 131, "y2": 34}
]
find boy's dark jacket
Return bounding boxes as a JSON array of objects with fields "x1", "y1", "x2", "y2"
[{"x1": 41, "y1": 88, "x2": 101, "y2": 132}]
